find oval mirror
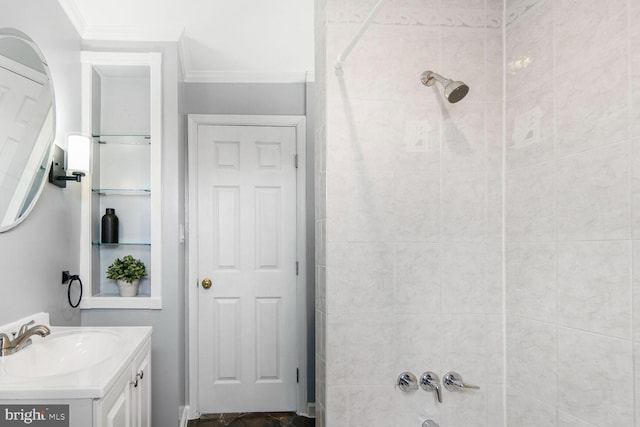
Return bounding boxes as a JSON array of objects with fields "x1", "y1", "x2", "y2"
[{"x1": 0, "y1": 28, "x2": 56, "y2": 232}]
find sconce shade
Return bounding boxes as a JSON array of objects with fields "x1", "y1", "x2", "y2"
[{"x1": 67, "y1": 133, "x2": 90, "y2": 175}]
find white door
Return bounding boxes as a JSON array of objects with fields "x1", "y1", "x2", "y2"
[
  {"x1": 0, "y1": 65, "x2": 49, "y2": 224},
  {"x1": 196, "y1": 124, "x2": 298, "y2": 413}
]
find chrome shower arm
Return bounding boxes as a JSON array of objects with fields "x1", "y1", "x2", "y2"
[{"x1": 421, "y1": 71, "x2": 450, "y2": 87}]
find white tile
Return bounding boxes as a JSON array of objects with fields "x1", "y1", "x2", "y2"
[
  {"x1": 326, "y1": 315, "x2": 395, "y2": 386},
  {"x1": 442, "y1": 169, "x2": 487, "y2": 242},
  {"x1": 633, "y1": 139, "x2": 640, "y2": 239},
  {"x1": 632, "y1": 241, "x2": 640, "y2": 342},
  {"x1": 554, "y1": 0, "x2": 627, "y2": 74},
  {"x1": 325, "y1": 386, "x2": 349, "y2": 427},
  {"x1": 441, "y1": 0, "x2": 484, "y2": 8},
  {"x1": 381, "y1": 0, "x2": 441, "y2": 28},
  {"x1": 441, "y1": 106, "x2": 487, "y2": 242},
  {"x1": 556, "y1": 142, "x2": 631, "y2": 241},
  {"x1": 631, "y1": 77, "x2": 640, "y2": 139},
  {"x1": 326, "y1": 170, "x2": 348, "y2": 243},
  {"x1": 486, "y1": 385, "x2": 505, "y2": 427},
  {"x1": 505, "y1": 0, "x2": 553, "y2": 97},
  {"x1": 393, "y1": 314, "x2": 443, "y2": 383},
  {"x1": 506, "y1": 317, "x2": 557, "y2": 405},
  {"x1": 441, "y1": 99, "x2": 486, "y2": 167},
  {"x1": 395, "y1": 243, "x2": 441, "y2": 314},
  {"x1": 486, "y1": 243, "x2": 504, "y2": 313},
  {"x1": 441, "y1": 30, "x2": 486, "y2": 103},
  {"x1": 555, "y1": 58, "x2": 629, "y2": 158},
  {"x1": 392, "y1": 385, "x2": 442, "y2": 427},
  {"x1": 635, "y1": 344, "x2": 640, "y2": 427},
  {"x1": 441, "y1": 243, "x2": 487, "y2": 314},
  {"x1": 557, "y1": 328, "x2": 633, "y2": 426},
  {"x1": 441, "y1": 389, "x2": 487, "y2": 427},
  {"x1": 506, "y1": 0, "x2": 549, "y2": 27},
  {"x1": 632, "y1": 0, "x2": 640, "y2": 74},
  {"x1": 506, "y1": 85, "x2": 554, "y2": 169},
  {"x1": 347, "y1": 170, "x2": 395, "y2": 242},
  {"x1": 506, "y1": 243, "x2": 556, "y2": 321},
  {"x1": 486, "y1": 30, "x2": 504, "y2": 101},
  {"x1": 486, "y1": 314, "x2": 504, "y2": 382},
  {"x1": 393, "y1": 170, "x2": 441, "y2": 242},
  {"x1": 557, "y1": 412, "x2": 596, "y2": 427},
  {"x1": 557, "y1": 241, "x2": 631, "y2": 339},
  {"x1": 506, "y1": 162, "x2": 555, "y2": 242},
  {"x1": 345, "y1": 384, "x2": 439, "y2": 427},
  {"x1": 507, "y1": 388, "x2": 558, "y2": 427},
  {"x1": 442, "y1": 314, "x2": 486, "y2": 384},
  {"x1": 347, "y1": 386, "x2": 395, "y2": 427},
  {"x1": 326, "y1": 242, "x2": 394, "y2": 314},
  {"x1": 439, "y1": 8, "x2": 486, "y2": 29}
]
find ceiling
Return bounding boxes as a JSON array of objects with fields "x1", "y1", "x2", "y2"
[{"x1": 57, "y1": 0, "x2": 315, "y2": 83}]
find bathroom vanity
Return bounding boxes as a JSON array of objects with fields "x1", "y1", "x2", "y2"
[{"x1": 0, "y1": 313, "x2": 152, "y2": 427}]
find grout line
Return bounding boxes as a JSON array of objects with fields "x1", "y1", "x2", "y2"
[
  {"x1": 627, "y1": 0, "x2": 636, "y2": 426},
  {"x1": 501, "y1": 0, "x2": 508, "y2": 424},
  {"x1": 550, "y1": 0, "x2": 560, "y2": 423}
]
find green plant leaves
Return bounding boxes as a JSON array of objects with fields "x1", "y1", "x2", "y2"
[{"x1": 106, "y1": 255, "x2": 147, "y2": 283}]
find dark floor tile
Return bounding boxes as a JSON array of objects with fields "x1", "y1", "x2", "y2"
[{"x1": 189, "y1": 412, "x2": 314, "y2": 427}]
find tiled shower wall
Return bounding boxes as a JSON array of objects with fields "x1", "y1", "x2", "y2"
[
  {"x1": 505, "y1": 0, "x2": 640, "y2": 425},
  {"x1": 317, "y1": 0, "x2": 505, "y2": 425}
]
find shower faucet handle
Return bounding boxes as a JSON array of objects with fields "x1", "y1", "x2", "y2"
[
  {"x1": 397, "y1": 371, "x2": 418, "y2": 392},
  {"x1": 443, "y1": 371, "x2": 480, "y2": 392},
  {"x1": 419, "y1": 371, "x2": 442, "y2": 403}
]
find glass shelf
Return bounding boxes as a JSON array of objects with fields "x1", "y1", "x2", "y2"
[
  {"x1": 92, "y1": 241, "x2": 151, "y2": 246},
  {"x1": 92, "y1": 134, "x2": 151, "y2": 145},
  {"x1": 92, "y1": 189, "x2": 151, "y2": 195}
]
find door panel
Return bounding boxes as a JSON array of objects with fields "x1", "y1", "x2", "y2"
[{"x1": 197, "y1": 124, "x2": 297, "y2": 413}]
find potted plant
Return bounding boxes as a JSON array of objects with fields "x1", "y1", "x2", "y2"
[{"x1": 106, "y1": 255, "x2": 147, "y2": 297}]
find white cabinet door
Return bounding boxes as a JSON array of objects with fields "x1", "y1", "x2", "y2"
[
  {"x1": 131, "y1": 347, "x2": 151, "y2": 427},
  {"x1": 95, "y1": 371, "x2": 131, "y2": 427},
  {"x1": 94, "y1": 341, "x2": 151, "y2": 427}
]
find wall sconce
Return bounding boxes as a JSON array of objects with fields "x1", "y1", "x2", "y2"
[{"x1": 48, "y1": 133, "x2": 90, "y2": 188}]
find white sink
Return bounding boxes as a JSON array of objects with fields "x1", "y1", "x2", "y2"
[
  {"x1": 0, "y1": 313, "x2": 152, "y2": 400},
  {"x1": 0, "y1": 329, "x2": 121, "y2": 378}
]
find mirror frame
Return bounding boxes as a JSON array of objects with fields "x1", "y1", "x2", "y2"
[{"x1": 0, "y1": 28, "x2": 56, "y2": 232}]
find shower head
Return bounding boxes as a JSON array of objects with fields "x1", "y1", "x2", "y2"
[{"x1": 420, "y1": 71, "x2": 469, "y2": 103}]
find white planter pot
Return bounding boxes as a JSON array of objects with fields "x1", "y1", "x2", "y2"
[{"x1": 117, "y1": 279, "x2": 140, "y2": 297}]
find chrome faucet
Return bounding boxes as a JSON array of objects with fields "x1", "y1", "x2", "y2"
[
  {"x1": 420, "y1": 371, "x2": 442, "y2": 403},
  {"x1": 0, "y1": 320, "x2": 50, "y2": 356}
]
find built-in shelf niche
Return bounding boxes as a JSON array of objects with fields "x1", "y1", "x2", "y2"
[{"x1": 79, "y1": 51, "x2": 162, "y2": 310}]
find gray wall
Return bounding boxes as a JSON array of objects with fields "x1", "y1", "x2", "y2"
[
  {"x1": 0, "y1": 1, "x2": 82, "y2": 327},
  {"x1": 184, "y1": 81, "x2": 316, "y2": 403},
  {"x1": 81, "y1": 41, "x2": 185, "y2": 427}
]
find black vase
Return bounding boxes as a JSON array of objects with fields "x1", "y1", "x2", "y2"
[{"x1": 101, "y1": 208, "x2": 119, "y2": 244}]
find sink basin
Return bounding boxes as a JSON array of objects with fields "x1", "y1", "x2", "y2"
[{"x1": 0, "y1": 329, "x2": 121, "y2": 378}]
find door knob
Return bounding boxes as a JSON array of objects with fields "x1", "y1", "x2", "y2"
[{"x1": 201, "y1": 278, "x2": 212, "y2": 289}]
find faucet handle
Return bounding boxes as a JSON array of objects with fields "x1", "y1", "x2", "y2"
[
  {"x1": 419, "y1": 371, "x2": 442, "y2": 403},
  {"x1": 397, "y1": 371, "x2": 419, "y2": 392},
  {"x1": 443, "y1": 371, "x2": 480, "y2": 392},
  {"x1": 0, "y1": 333, "x2": 10, "y2": 356},
  {"x1": 18, "y1": 320, "x2": 35, "y2": 336}
]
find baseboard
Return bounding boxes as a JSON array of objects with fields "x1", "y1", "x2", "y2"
[
  {"x1": 179, "y1": 406, "x2": 189, "y2": 427},
  {"x1": 299, "y1": 403, "x2": 316, "y2": 418},
  {"x1": 307, "y1": 403, "x2": 316, "y2": 418}
]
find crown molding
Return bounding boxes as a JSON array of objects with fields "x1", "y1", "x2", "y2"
[
  {"x1": 178, "y1": 31, "x2": 190, "y2": 82},
  {"x1": 56, "y1": 0, "x2": 87, "y2": 37},
  {"x1": 81, "y1": 25, "x2": 183, "y2": 41},
  {"x1": 183, "y1": 70, "x2": 313, "y2": 83}
]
